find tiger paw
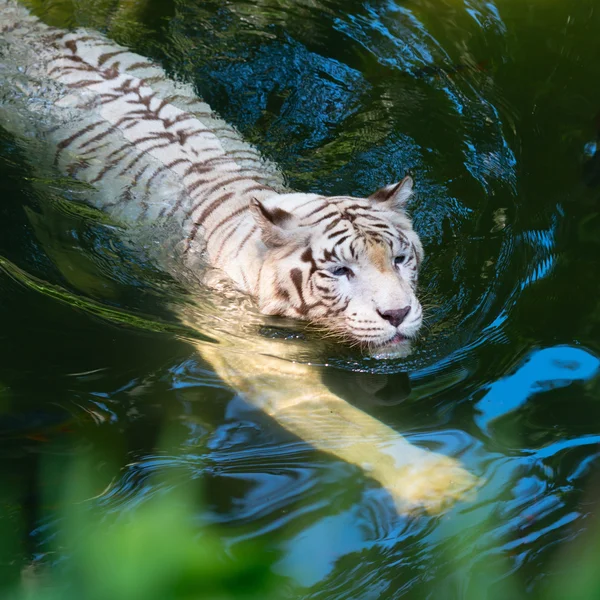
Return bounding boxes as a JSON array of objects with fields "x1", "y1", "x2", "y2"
[{"x1": 373, "y1": 452, "x2": 479, "y2": 515}]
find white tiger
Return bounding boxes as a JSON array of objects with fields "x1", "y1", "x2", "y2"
[{"x1": 0, "y1": 0, "x2": 476, "y2": 513}]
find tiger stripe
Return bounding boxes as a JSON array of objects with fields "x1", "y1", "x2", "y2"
[{"x1": 1, "y1": 0, "x2": 424, "y2": 349}]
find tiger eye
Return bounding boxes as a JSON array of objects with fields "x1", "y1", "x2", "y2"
[{"x1": 331, "y1": 266, "x2": 354, "y2": 277}]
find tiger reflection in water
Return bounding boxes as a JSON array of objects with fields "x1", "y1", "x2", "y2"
[{"x1": 0, "y1": 0, "x2": 477, "y2": 513}]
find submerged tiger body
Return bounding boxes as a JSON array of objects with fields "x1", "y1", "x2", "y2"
[{"x1": 0, "y1": 0, "x2": 476, "y2": 513}]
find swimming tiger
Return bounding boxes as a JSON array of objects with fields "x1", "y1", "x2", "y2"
[{"x1": 0, "y1": 0, "x2": 477, "y2": 513}]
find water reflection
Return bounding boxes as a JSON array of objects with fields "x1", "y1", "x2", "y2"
[
  {"x1": 1, "y1": 0, "x2": 600, "y2": 596},
  {"x1": 475, "y1": 346, "x2": 600, "y2": 436},
  {"x1": 582, "y1": 112, "x2": 600, "y2": 187}
]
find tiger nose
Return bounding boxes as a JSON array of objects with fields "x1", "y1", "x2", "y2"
[{"x1": 378, "y1": 306, "x2": 411, "y2": 328}]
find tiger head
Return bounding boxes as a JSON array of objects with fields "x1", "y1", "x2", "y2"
[{"x1": 251, "y1": 176, "x2": 424, "y2": 354}]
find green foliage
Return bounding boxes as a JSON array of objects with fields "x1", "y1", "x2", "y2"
[
  {"x1": 2, "y1": 442, "x2": 600, "y2": 600},
  {"x1": 3, "y1": 451, "x2": 287, "y2": 600}
]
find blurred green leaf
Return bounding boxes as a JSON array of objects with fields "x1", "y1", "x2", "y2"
[{"x1": 2, "y1": 446, "x2": 286, "y2": 600}]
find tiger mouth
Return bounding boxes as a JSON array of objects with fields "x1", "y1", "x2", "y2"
[
  {"x1": 386, "y1": 332, "x2": 408, "y2": 345},
  {"x1": 366, "y1": 332, "x2": 413, "y2": 359},
  {"x1": 366, "y1": 332, "x2": 410, "y2": 349}
]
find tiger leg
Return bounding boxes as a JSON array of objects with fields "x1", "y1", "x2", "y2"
[{"x1": 197, "y1": 343, "x2": 478, "y2": 515}]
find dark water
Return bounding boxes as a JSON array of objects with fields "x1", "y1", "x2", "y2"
[{"x1": 1, "y1": 0, "x2": 600, "y2": 597}]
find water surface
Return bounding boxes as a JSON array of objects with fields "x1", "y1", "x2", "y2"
[{"x1": 1, "y1": 0, "x2": 600, "y2": 597}]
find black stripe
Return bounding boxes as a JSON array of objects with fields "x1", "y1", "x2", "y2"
[{"x1": 54, "y1": 121, "x2": 105, "y2": 165}]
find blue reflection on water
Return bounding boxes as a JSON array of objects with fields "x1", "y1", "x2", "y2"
[
  {"x1": 274, "y1": 502, "x2": 373, "y2": 586},
  {"x1": 198, "y1": 35, "x2": 367, "y2": 159},
  {"x1": 475, "y1": 346, "x2": 600, "y2": 434},
  {"x1": 333, "y1": 0, "x2": 517, "y2": 193},
  {"x1": 465, "y1": 0, "x2": 507, "y2": 34}
]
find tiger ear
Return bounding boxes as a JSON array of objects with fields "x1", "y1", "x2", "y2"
[
  {"x1": 369, "y1": 175, "x2": 413, "y2": 209},
  {"x1": 250, "y1": 197, "x2": 299, "y2": 247}
]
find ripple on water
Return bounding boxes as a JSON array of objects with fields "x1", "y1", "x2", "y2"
[{"x1": 2, "y1": 0, "x2": 600, "y2": 596}]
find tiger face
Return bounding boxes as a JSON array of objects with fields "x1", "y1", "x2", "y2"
[{"x1": 252, "y1": 177, "x2": 424, "y2": 353}]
